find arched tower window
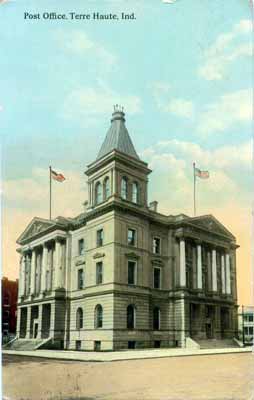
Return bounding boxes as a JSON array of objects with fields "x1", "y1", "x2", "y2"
[
  {"x1": 76, "y1": 308, "x2": 83, "y2": 330},
  {"x1": 127, "y1": 304, "x2": 136, "y2": 329},
  {"x1": 95, "y1": 304, "x2": 103, "y2": 328},
  {"x1": 104, "y1": 177, "x2": 110, "y2": 200},
  {"x1": 95, "y1": 182, "x2": 102, "y2": 205},
  {"x1": 153, "y1": 307, "x2": 160, "y2": 330},
  {"x1": 132, "y1": 182, "x2": 138, "y2": 204},
  {"x1": 121, "y1": 177, "x2": 128, "y2": 200}
]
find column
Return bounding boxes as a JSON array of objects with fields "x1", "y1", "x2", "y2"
[
  {"x1": 30, "y1": 250, "x2": 36, "y2": 295},
  {"x1": 18, "y1": 254, "x2": 25, "y2": 298},
  {"x1": 55, "y1": 240, "x2": 62, "y2": 289},
  {"x1": 179, "y1": 238, "x2": 186, "y2": 287},
  {"x1": 16, "y1": 307, "x2": 21, "y2": 338},
  {"x1": 221, "y1": 254, "x2": 226, "y2": 294},
  {"x1": 41, "y1": 244, "x2": 48, "y2": 292},
  {"x1": 26, "y1": 306, "x2": 31, "y2": 339},
  {"x1": 225, "y1": 253, "x2": 231, "y2": 294},
  {"x1": 61, "y1": 241, "x2": 66, "y2": 288},
  {"x1": 212, "y1": 249, "x2": 217, "y2": 292},
  {"x1": 197, "y1": 244, "x2": 202, "y2": 290},
  {"x1": 38, "y1": 304, "x2": 43, "y2": 339}
]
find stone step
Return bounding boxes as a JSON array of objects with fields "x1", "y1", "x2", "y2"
[
  {"x1": 196, "y1": 339, "x2": 239, "y2": 349},
  {"x1": 3, "y1": 339, "x2": 46, "y2": 351}
]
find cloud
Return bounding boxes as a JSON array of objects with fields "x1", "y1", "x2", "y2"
[
  {"x1": 150, "y1": 81, "x2": 194, "y2": 118},
  {"x1": 197, "y1": 89, "x2": 252, "y2": 135},
  {"x1": 141, "y1": 138, "x2": 251, "y2": 215},
  {"x1": 56, "y1": 30, "x2": 117, "y2": 70},
  {"x1": 63, "y1": 84, "x2": 142, "y2": 121},
  {"x1": 198, "y1": 19, "x2": 252, "y2": 80}
]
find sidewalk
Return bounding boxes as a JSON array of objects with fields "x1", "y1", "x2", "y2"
[{"x1": 3, "y1": 346, "x2": 253, "y2": 362}]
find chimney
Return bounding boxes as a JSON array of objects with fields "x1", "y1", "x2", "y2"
[{"x1": 149, "y1": 201, "x2": 158, "y2": 212}]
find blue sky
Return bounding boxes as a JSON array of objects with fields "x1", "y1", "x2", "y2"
[{"x1": 1, "y1": 0, "x2": 252, "y2": 303}]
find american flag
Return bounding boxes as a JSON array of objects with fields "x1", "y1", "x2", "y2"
[
  {"x1": 51, "y1": 169, "x2": 66, "y2": 182},
  {"x1": 195, "y1": 167, "x2": 209, "y2": 179}
]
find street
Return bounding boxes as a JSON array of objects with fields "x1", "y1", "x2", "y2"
[{"x1": 2, "y1": 352, "x2": 254, "y2": 400}]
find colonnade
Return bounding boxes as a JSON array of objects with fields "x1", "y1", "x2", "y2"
[
  {"x1": 18, "y1": 238, "x2": 66, "y2": 298},
  {"x1": 179, "y1": 238, "x2": 231, "y2": 294}
]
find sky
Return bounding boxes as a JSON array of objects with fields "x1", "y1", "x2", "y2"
[{"x1": 1, "y1": 0, "x2": 253, "y2": 305}]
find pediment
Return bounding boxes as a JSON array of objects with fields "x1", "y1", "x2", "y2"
[
  {"x1": 17, "y1": 217, "x2": 56, "y2": 244},
  {"x1": 188, "y1": 215, "x2": 235, "y2": 240}
]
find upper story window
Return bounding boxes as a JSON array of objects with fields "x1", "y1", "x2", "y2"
[
  {"x1": 132, "y1": 182, "x2": 138, "y2": 204},
  {"x1": 152, "y1": 237, "x2": 161, "y2": 255},
  {"x1": 95, "y1": 304, "x2": 103, "y2": 328},
  {"x1": 128, "y1": 260, "x2": 137, "y2": 285},
  {"x1": 76, "y1": 308, "x2": 83, "y2": 329},
  {"x1": 95, "y1": 182, "x2": 102, "y2": 205},
  {"x1": 96, "y1": 262, "x2": 103, "y2": 285},
  {"x1": 97, "y1": 229, "x2": 104, "y2": 247},
  {"x1": 77, "y1": 268, "x2": 84, "y2": 290},
  {"x1": 153, "y1": 267, "x2": 161, "y2": 289},
  {"x1": 121, "y1": 177, "x2": 128, "y2": 200},
  {"x1": 104, "y1": 177, "x2": 110, "y2": 200},
  {"x1": 128, "y1": 228, "x2": 136, "y2": 246},
  {"x1": 78, "y1": 238, "x2": 85, "y2": 255}
]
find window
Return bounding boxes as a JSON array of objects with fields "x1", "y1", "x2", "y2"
[
  {"x1": 128, "y1": 341, "x2": 136, "y2": 349},
  {"x1": 153, "y1": 267, "x2": 161, "y2": 289},
  {"x1": 78, "y1": 238, "x2": 85, "y2": 255},
  {"x1": 77, "y1": 269, "x2": 84, "y2": 290},
  {"x1": 104, "y1": 177, "x2": 110, "y2": 200},
  {"x1": 132, "y1": 182, "x2": 138, "y2": 203},
  {"x1": 95, "y1": 305, "x2": 103, "y2": 328},
  {"x1": 249, "y1": 314, "x2": 253, "y2": 322},
  {"x1": 154, "y1": 340, "x2": 161, "y2": 348},
  {"x1": 153, "y1": 307, "x2": 160, "y2": 330},
  {"x1": 127, "y1": 305, "x2": 136, "y2": 329},
  {"x1": 95, "y1": 182, "x2": 102, "y2": 205},
  {"x1": 121, "y1": 177, "x2": 128, "y2": 199},
  {"x1": 128, "y1": 260, "x2": 137, "y2": 285},
  {"x1": 127, "y1": 228, "x2": 136, "y2": 246},
  {"x1": 94, "y1": 341, "x2": 101, "y2": 351},
  {"x1": 153, "y1": 237, "x2": 161, "y2": 254},
  {"x1": 97, "y1": 229, "x2": 104, "y2": 247},
  {"x1": 76, "y1": 340, "x2": 81, "y2": 350},
  {"x1": 249, "y1": 327, "x2": 254, "y2": 335},
  {"x1": 76, "y1": 308, "x2": 83, "y2": 330},
  {"x1": 96, "y1": 262, "x2": 103, "y2": 285}
]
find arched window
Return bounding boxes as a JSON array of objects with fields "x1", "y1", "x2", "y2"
[
  {"x1": 95, "y1": 304, "x2": 103, "y2": 328},
  {"x1": 127, "y1": 304, "x2": 136, "y2": 330},
  {"x1": 121, "y1": 177, "x2": 128, "y2": 200},
  {"x1": 153, "y1": 307, "x2": 160, "y2": 330},
  {"x1": 95, "y1": 182, "x2": 102, "y2": 205},
  {"x1": 132, "y1": 182, "x2": 138, "y2": 204},
  {"x1": 104, "y1": 177, "x2": 110, "y2": 200},
  {"x1": 76, "y1": 308, "x2": 83, "y2": 330}
]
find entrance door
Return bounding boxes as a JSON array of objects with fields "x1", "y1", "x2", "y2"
[
  {"x1": 205, "y1": 322, "x2": 212, "y2": 339},
  {"x1": 33, "y1": 322, "x2": 38, "y2": 338}
]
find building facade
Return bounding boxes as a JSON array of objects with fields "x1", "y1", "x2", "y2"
[
  {"x1": 15, "y1": 108, "x2": 239, "y2": 350},
  {"x1": 2, "y1": 277, "x2": 18, "y2": 343},
  {"x1": 238, "y1": 306, "x2": 254, "y2": 345}
]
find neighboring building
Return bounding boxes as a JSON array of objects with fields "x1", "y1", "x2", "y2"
[
  {"x1": 238, "y1": 306, "x2": 254, "y2": 345},
  {"x1": 14, "y1": 107, "x2": 239, "y2": 351},
  {"x1": 2, "y1": 277, "x2": 18, "y2": 342}
]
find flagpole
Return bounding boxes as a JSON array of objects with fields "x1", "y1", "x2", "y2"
[
  {"x1": 49, "y1": 166, "x2": 52, "y2": 220},
  {"x1": 193, "y1": 162, "x2": 196, "y2": 217}
]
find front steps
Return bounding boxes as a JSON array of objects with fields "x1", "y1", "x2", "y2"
[
  {"x1": 196, "y1": 338, "x2": 240, "y2": 349},
  {"x1": 3, "y1": 337, "x2": 52, "y2": 351}
]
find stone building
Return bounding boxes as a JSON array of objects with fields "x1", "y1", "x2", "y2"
[
  {"x1": 2, "y1": 277, "x2": 18, "y2": 343},
  {"x1": 14, "y1": 107, "x2": 239, "y2": 350}
]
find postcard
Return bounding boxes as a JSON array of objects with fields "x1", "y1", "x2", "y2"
[{"x1": 1, "y1": 1, "x2": 254, "y2": 399}]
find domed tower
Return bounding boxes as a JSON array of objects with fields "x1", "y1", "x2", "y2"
[{"x1": 85, "y1": 106, "x2": 151, "y2": 211}]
